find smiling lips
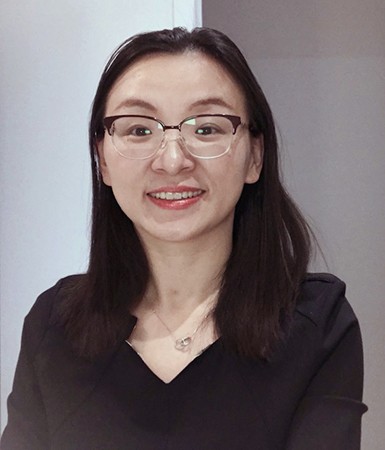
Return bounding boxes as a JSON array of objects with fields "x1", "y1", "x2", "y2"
[
  {"x1": 149, "y1": 190, "x2": 202, "y2": 200},
  {"x1": 147, "y1": 188, "x2": 204, "y2": 210}
]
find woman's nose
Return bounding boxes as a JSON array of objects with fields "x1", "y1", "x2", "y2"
[{"x1": 150, "y1": 134, "x2": 195, "y2": 175}]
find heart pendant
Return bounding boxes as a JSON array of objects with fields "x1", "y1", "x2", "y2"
[{"x1": 175, "y1": 336, "x2": 192, "y2": 351}]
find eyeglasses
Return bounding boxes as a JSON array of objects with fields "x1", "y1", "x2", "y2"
[{"x1": 103, "y1": 114, "x2": 244, "y2": 160}]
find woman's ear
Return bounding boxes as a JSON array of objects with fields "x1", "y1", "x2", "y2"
[
  {"x1": 245, "y1": 135, "x2": 264, "y2": 184},
  {"x1": 96, "y1": 140, "x2": 112, "y2": 186}
]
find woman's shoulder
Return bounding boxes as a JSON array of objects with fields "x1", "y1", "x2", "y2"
[
  {"x1": 23, "y1": 275, "x2": 85, "y2": 352},
  {"x1": 27, "y1": 275, "x2": 84, "y2": 317},
  {"x1": 294, "y1": 272, "x2": 359, "y2": 339}
]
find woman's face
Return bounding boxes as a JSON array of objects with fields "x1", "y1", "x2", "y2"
[{"x1": 98, "y1": 51, "x2": 263, "y2": 246}]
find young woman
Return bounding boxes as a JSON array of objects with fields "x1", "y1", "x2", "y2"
[{"x1": 1, "y1": 27, "x2": 367, "y2": 449}]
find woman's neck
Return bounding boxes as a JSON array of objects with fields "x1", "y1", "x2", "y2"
[{"x1": 139, "y1": 232, "x2": 232, "y2": 314}]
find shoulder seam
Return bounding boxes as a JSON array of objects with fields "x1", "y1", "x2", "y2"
[{"x1": 31, "y1": 278, "x2": 65, "y2": 361}]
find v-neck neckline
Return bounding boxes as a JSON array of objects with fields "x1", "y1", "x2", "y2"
[{"x1": 123, "y1": 338, "x2": 220, "y2": 386}]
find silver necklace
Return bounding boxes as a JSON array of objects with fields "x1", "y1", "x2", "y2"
[{"x1": 152, "y1": 308, "x2": 211, "y2": 352}]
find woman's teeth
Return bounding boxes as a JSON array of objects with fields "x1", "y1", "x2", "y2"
[{"x1": 149, "y1": 190, "x2": 202, "y2": 200}]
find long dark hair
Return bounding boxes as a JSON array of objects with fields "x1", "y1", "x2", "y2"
[{"x1": 60, "y1": 27, "x2": 312, "y2": 359}]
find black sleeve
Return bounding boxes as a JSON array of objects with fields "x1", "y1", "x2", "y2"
[
  {"x1": 286, "y1": 288, "x2": 368, "y2": 450},
  {"x1": 0, "y1": 284, "x2": 59, "y2": 450}
]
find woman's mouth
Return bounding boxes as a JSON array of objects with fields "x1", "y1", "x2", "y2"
[
  {"x1": 147, "y1": 188, "x2": 204, "y2": 210},
  {"x1": 148, "y1": 190, "x2": 203, "y2": 200}
]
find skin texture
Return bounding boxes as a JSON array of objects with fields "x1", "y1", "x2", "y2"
[{"x1": 98, "y1": 51, "x2": 263, "y2": 248}]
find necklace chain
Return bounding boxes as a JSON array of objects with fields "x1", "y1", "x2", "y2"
[{"x1": 152, "y1": 307, "x2": 212, "y2": 352}]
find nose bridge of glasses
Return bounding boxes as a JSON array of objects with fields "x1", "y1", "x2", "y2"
[
  {"x1": 158, "y1": 123, "x2": 184, "y2": 148},
  {"x1": 159, "y1": 131, "x2": 186, "y2": 151},
  {"x1": 163, "y1": 124, "x2": 182, "y2": 132}
]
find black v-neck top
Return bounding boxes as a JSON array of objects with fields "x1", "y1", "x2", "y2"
[{"x1": 1, "y1": 274, "x2": 367, "y2": 450}]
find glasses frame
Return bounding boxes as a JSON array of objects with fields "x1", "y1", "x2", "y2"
[{"x1": 103, "y1": 114, "x2": 244, "y2": 160}]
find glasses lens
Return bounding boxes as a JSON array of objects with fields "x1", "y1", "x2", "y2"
[
  {"x1": 110, "y1": 116, "x2": 163, "y2": 159},
  {"x1": 181, "y1": 115, "x2": 234, "y2": 158}
]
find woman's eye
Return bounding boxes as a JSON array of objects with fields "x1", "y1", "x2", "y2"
[
  {"x1": 196, "y1": 126, "x2": 218, "y2": 135},
  {"x1": 129, "y1": 127, "x2": 152, "y2": 137}
]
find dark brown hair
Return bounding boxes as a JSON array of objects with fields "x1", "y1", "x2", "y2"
[{"x1": 60, "y1": 27, "x2": 312, "y2": 359}]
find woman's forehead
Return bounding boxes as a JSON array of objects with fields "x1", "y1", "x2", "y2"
[{"x1": 105, "y1": 51, "x2": 248, "y2": 117}]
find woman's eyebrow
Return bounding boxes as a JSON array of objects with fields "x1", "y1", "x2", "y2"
[
  {"x1": 189, "y1": 97, "x2": 234, "y2": 109},
  {"x1": 112, "y1": 97, "x2": 235, "y2": 114},
  {"x1": 114, "y1": 98, "x2": 157, "y2": 113}
]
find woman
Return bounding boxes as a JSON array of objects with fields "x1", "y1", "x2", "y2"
[{"x1": 1, "y1": 27, "x2": 367, "y2": 449}]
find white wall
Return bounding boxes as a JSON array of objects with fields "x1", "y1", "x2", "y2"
[
  {"x1": 203, "y1": 1, "x2": 385, "y2": 449},
  {"x1": 0, "y1": 0, "x2": 201, "y2": 431}
]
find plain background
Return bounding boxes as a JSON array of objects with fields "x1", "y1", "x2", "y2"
[
  {"x1": 0, "y1": 0, "x2": 201, "y2": 430},
  {"x1": 203, "y1": 1, "x2": 385, "y2": 449},
  {"x1": 1, "y1": 1, "x2": 384, "y2": 448}
]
